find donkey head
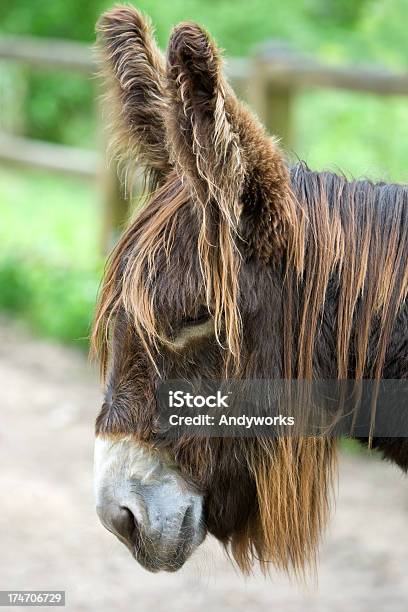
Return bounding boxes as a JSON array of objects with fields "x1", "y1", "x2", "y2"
[{"x1": 93, "y1": 6, "x2": 335, "y2": 575}]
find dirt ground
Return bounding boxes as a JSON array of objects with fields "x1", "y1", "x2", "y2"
[{"x1": 1, "y1": 318, "x2": 408, "y2": 612}]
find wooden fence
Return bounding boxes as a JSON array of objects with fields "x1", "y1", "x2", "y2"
[{"x1": 1, "y1": 35, "x2": 408, "y2": 249}]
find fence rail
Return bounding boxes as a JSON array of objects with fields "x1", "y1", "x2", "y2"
[
  {"x1": 1, "y1": 35, "x2": 408, "y2": 248},
  {"x1": 2, "y1": 36, "x2": 408, "y2": 95},
  {"x1": 249, "y1": 46, "x2": 408, "y2": 96},
  {"x1": 0, "y1": 36, "x2": 95, "y2": 73},
  {"x1": 0, "y1": 133, "x2": 100, "y2": 178}
]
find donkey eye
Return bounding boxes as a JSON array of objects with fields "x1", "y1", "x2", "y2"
[{"x1": 182, "y1": 308, "x2": 211, "y2": 327}]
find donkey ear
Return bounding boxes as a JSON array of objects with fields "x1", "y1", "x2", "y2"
[
  {"x1": 165, "y1": 23, "x2": 297, "y2": 261},
  {"x1": 96, "y1": 6, "x2": 171, "y2": 190},
  {"x1": 165, "y1": 23, "x2": 244, "y2": 223}
]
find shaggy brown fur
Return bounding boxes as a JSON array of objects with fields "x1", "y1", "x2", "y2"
[
  {"x1": 93, "y1": 6, "x2": 408, "y2": 577},
  {"x1": 97, "y1": 6, "x2": 171, "y2": 192}
]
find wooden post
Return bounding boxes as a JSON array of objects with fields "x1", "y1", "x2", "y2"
[
  {"x1": 96, "y1": 85, "x2": 131, "y2": 254},
  {"x1": 247, "y1": 42, "x2": 295, "y2": 151},
  {"x1": 100, "y1": 161, "x2": 130, "y2": 253},
  {"x1": 263, "y1": 84, "x2": 293, "y2": 148}
]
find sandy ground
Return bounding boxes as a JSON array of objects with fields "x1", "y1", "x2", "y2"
[{"x1": 1, "y1": 318, "x2": 408, "y2": 612}]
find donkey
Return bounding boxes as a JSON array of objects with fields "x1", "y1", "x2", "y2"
[{"x1": 93, "y1": 6, "x2": 408, "y2": 576}]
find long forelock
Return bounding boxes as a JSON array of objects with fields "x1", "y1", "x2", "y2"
[{"x1": 91, "y1": 170, "x2": 245, "y2": 376}]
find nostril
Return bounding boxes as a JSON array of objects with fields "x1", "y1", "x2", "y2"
[{"x1": 110, "y1": 506, "x2": 137, "y2": 542}]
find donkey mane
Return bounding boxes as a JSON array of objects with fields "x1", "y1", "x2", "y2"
[{"x1": 289, "y1": 163, "x2": 408, "y2": 381}]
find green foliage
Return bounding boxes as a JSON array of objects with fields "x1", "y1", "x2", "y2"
[
  {"x1": 22, "y1": 72, "x2": 96, "y2": 146},
  {"x1": 0, "y1": 253, "x2": 100, "y2": 348},
  {"x1": 1, "y1": 0, "x2": 103, "y2": 145},
  {"x1": 0, "y1": 167, "x2": 100, "y2": 262},
  {"x1": 296, "y1": 90, "x2": 408, "y2": 183},
  {"x1": 0, "y1": 254, "x2": 34, "y2": 312},
  {"x1": 0, "y1": 0, "x2": 102, "y2": 41},
  {"x1": 306, "y1": 0, "x2": 370, "y2": 29},
  {"x1": 340, "y1": 438, "x2": 364, "y2": 455},
  {"x1": 0, "y1": 168, "x2": 101, "y2": 348}
]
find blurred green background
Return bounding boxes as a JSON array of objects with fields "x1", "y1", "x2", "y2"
[{"x1": 0, "y1": 0, "x2": 407, "y2": 348}]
